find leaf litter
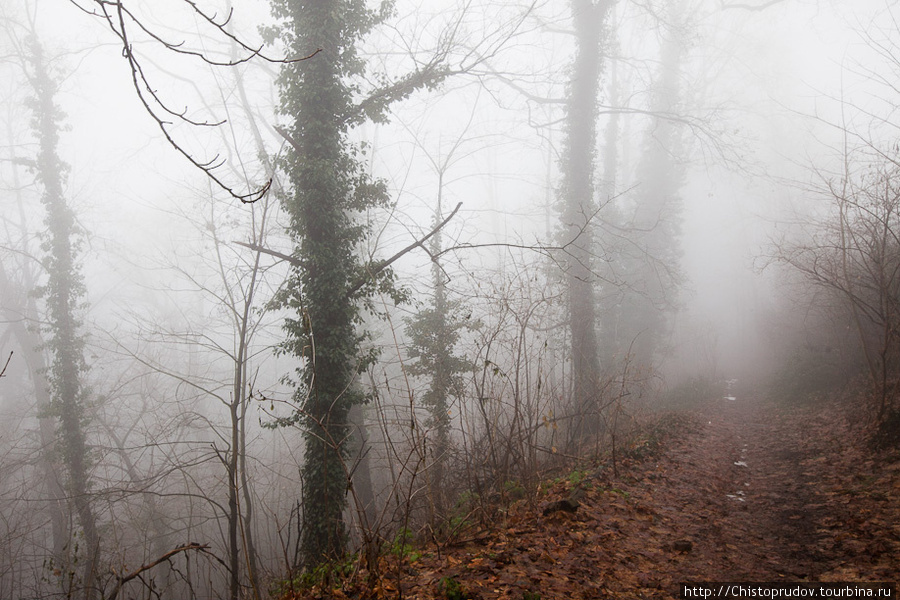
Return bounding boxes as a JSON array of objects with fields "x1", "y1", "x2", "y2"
[{"x1": 287, "y1": 393, "x2": 900, "y2": 599}]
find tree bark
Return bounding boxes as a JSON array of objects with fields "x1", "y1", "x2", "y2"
[
  {"x1": 559, "y1": 0, "x2": 614, "y2": 437},
  {"x1": 27, "y1": 38, "x2": 101, "y2": 600}
]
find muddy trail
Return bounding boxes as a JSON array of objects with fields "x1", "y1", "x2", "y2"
[
  {"x1": 298, "y1": 392, "x2": 900, "y2": 599},
  {"x1": 610, "y1": 390, "x2": 898, "y2": 587}
]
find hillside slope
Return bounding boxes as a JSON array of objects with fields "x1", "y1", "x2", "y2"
[{"x1": 290, "y1": 393, "x2": 900, "y2": 599}]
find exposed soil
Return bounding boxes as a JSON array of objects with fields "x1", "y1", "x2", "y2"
[{"x1": 294, "y1": 391, "x2": 900, "y2": 599}]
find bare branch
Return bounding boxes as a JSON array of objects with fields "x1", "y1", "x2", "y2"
[
  {"x1": 272, "y1": 125, "x2": 301, "y2": 154},
  {"x1": 106, "y1": 543, "x2": 210, "y2": 600},
  {"x1": 346, "y1": 201, "x2": 463, "y2": 297},
  {"x1": 0, "y1": 351, "x2": 11, "y2": 378},
  {"x1": 66, "y1": 0, "x2": 317, "y2": 203},
  {"x1": 234, "y1": 201, "x2": 465, "y2": 298},
  {"x1": 233, "y1": 240, "x2": 298, "y2": 266}
]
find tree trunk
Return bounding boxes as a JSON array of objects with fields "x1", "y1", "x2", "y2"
[
  {"x1": 559, "y1": 0, "x2": 614, "y2": 438},
  {"x1": 26, "y1": 38, "x2": 100, "y2": 600},
  {"x1": 275, "y1": 0, "x2": 378, "y2": 566},
  {"x1": 622, "y1": 0, "x2": 688, "y2": 367},
  {"x1": 0, "y1": 261, "x2": 69, "y2": 565}
]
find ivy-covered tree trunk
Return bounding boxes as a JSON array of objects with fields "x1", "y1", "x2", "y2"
[
  {"x1": 270, "y1": 0, "x2": 453, "y2": 566},
  {"x1": 425, "y1": 214, "x2": 452, "y2": 513},
  {"x1": 271, "y1": 0, "x2": 390, "y2": 567},
  {"x1": 0, "y1": 154, "x2": 69, "y2": 567},
  {"x1": 405, "y1": 180, "x2": 470, "y2": 518},
  {"x1": 558, "y1": 0, "x2": 614, "y2": 436},
  {"x1": 26, "y1": 39, "x2": 100, "y2": 600}
]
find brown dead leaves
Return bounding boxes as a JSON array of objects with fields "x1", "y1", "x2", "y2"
[{"x1": 284, "y1": 395, "x2": 900, "y2": 600}]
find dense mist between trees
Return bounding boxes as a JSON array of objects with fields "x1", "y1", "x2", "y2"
[{"x1": 1, "y1": 0, "x2": 898, "y2": 597}]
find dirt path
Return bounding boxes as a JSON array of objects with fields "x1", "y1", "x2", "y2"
[
  {"x1": 297, "y1": 392, "x2": 900, "y2": 599},
  {"x1": 586, "y1": 391, "x2": 900, "y2": 596},
  {"x1": 637, "y1": 391, "x2": 839, "y2": 582}
]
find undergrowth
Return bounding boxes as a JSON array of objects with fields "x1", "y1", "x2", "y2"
[
  {"x1": 271, "y1": 410, "x2": 699, "y2": 600},
  {"x1": 768, "y1": 349, "x2": 854, "y2": 405},
  {"x1": 872, "y1": 407, "x2": 900, "y2": 449}
]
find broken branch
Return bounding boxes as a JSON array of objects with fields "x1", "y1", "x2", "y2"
[
  {"x1": 345, "y1": 201, "x2": 463, "y2": 298},
  {"x1": 106, "y1": 543, "x2": 209, "y2": 600}
]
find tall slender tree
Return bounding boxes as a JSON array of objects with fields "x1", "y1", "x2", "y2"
[
  {"x1": 0, "y1": 145, "x2": 69, "y2": 567},
  {"x1": 615, "y1": 0, "x2": 689, "y2": 367},
  {"x1": 405, "y1": 201, "x2": 471, "y2": 518},
  {"x1": 558, "y1": 0, "x2": 615, "y2": 435},
  {"x1": 597, "y1": 5, "x2": 627, "y2": 375},
  {"x1": 25, "y1": 38, "x2": 100, "y2": 600}
]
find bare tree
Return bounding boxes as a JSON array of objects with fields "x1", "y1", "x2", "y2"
[
  {"x1": 603, "y1": 0, "x2": 691, "y2": 370},
  {"x1": 777, "y1": 158, "x2": 900, "y2": 422}
]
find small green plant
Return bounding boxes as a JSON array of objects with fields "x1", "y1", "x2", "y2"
[
  {"x1": 567, "y1": 469, "x2": 588, "y2": 486},
  {"x1": 523, "y1": 592, "x2": 542, "y2": 600},
  {"x1": 439, "y1": 576, "x2": 469, "y2": 600},
  {"x1": 503, "y1": 479, "x2": 526, "y2": 499},
  {"x1": 454, "y1": 489, "x2": 478, "y2": 508},
  {"x1": 602, "y1": 487, "x2": 629, "y2": 498},
  {"x1": 270, "y1": 556, "x2": 356, "y2": 595},
  {"x1": 442, "y1": 490, "x2": 478, "y2": 538},
  {"x1": 447, "y1": 513, "x2": 469, "y2": 534},
  {"x1": 389, "y1": 527, "x2": 421, "y2": 562}
]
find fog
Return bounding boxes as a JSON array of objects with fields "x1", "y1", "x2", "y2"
[{"x1": 1, "y1": 0, "x2": 898, "y2": 598}]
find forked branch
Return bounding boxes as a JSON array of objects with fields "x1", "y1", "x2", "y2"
[{"x1": 234, "y1": 202, "x2": 464, "y2": 298}]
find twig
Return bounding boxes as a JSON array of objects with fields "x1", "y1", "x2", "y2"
[
  {"x1": 0, "y1": 351, "x2": 11, "y2": 378},
  {"x1": 233, "y1": 241, "x2": 298, "y2": 266},
  {"x1": 345, "y1": 201, "x2": 463, "y2": 297},
  {"x1": 106, "y1": 543, "x2": 209, "y2": 600}
]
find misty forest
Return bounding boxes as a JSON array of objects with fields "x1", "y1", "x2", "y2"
[{"x1": 1, "y1": 0, "x2": 899, "y2": 598}]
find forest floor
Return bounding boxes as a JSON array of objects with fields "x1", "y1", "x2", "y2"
[{"x1": 292, "y1": 390, "x2": 900, "y2": 600}]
